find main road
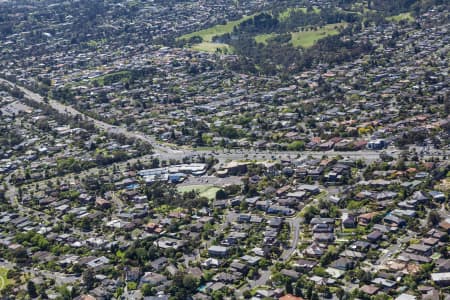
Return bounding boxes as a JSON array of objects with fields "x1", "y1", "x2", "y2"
[
  {"x1": 0, "y1": 78, "x2": 174, "y2": 155},
  {"x1": 6, "y1": 77, "x2": 449, "y2": 165}
]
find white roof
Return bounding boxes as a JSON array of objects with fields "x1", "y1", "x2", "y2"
[
  {"x1": 208, "y1": 245, "x2": 228, "y2": 252},
  {"x1": 431, "y1": 272, "x2": 450, "y2": 281},
  {"x1": 395, "y1": 294, "x2": 417, "y2": 300}
]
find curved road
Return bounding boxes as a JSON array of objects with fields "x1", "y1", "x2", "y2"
[{"x1": 281, "y1": 216, "x2": 303, "y2": 261}]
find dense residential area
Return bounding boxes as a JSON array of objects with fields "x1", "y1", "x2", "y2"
[{"x1": 0, "y1": 0, "x2": 449, "y2": 299}]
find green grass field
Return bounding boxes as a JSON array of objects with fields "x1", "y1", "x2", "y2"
[
  {"x1": 278, "y1": 7, "x2": 321, "y2": 21},
  {"x1": 254, "y1": 33, "x2": 276, "y2": 44},
  {"x1": 254, "y1": 22, "x2": 345, "y2": 48},
  {"x1": 0, "y1": 267, "x2": 12, "y2": 290},
  {"x1": 177, "y1": 185, "x2": 220, "y2": 200},
  {"x1": 91, "y1": 70, "x2": 131, "y2": 86},
  {"x1": 179, "y1": 15, "x2": 255, "y2": 42},
  {"x1": 191, "y1": 42, "x2": 233, "y2": 53},
  {"x1": 290, "y1": 22, "x2": 345, "y2": 48},
  {"x1": 178, "y1": 15, "x2": 255, "y2": 53},
  {"x1": 386, "y1": 12, "x2": 414, "y2": 22},
  {"x1": 181, "y1": 8, "x2": 341, "y2": 52}
]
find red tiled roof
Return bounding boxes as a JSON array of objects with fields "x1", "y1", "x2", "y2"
[{"x1": 279, "y1": 294, "x2": 305, "y2": 300}]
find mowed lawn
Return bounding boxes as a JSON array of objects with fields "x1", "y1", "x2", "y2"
[
  {"x1": 191, "y1": 42, "x2": 233, "y2": 53},
  {"x1": 278, "y1": 6, "x2": 321, "y2": 21},
  {"x1": 291, "y1": 22, "x2": 346, "y2": 48},
  {"x1": 179, "y1": 14, "x2": 255, "y2": 42},
  {"x1": 254, "y1": 33, "x2": 276, "y2": 44},
  {"x1": 177, "y1": 185, "x2": 220, "y2": 200},
  {"x1": 255, "y1": 22, "x2": 345, "y2": 48},
  {"x1": 0, "y1": 267, "x2": 12, "y2": 290},
  {"x1": 386, "y1": 12, "x2": 415, "y2": 22}
]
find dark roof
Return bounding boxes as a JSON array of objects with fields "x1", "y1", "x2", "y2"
[{"x1": 367, "y1": 230, "x2": 383, "y2": 241}]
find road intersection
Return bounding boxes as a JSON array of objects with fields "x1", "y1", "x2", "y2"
[{"x1": 2, "y1": 78, "x2": 449, "y2": 167}]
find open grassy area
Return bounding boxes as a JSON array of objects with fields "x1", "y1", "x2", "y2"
[
  {"x1": 386, "y1": 12, "x2": 415, "y2": 22},
  {"x1": 181, "y1": 8, "x2": 335, "y2": 51},
  {"x1": 91, "y1": 70, "x2": 131, "y2": 86},
  {"x1": 350, "y1": 2, "x2": 376, "y2": 14},
  {"x1": 177, "y1": 185, "x2": 220, "y2": 200},
  {"x1": 254, "y1": 33, "x2": 276, "y2": 44},
  {"x1": 291, "y1": 22, "x2": 345, "y2": 48},
  {"x1": 191, "y1": 42, "x2": 233, "y2": 53},
  {"x1": 278, "y1": 7, "x2": 321, "y2": 21},
  {"x1": 178, "y1": 14, "x2": 255, "y2": 42},
  {"x1": 0, "y1": 267, "x2": 12, "y2": 290},
  {"x1": 178, "y1": 15, "x2": 255, "y2": 53},
  {"x1": 254, "y1": 22, "x2": 345, "y2": 48}
]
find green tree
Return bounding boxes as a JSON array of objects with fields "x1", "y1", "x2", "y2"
[
  {"x1": 285, "y1": 280, "x2": 293, "y2": 294},
  {"x1": 243, "y1": 290, "x2": 252, "y2": 299},
  {"x1": 12, "y1": 247, "x2": 29, "y2": 264},
  {"x1": 182, "y1": 274, "x2": 198, "y2": 291},
  {"x1": 287, "y1": 141, "x2": 305, "y2": 151},
  {"x1": 215, "y1": 189, "x2": 228, "y2": 200},
  {"x1": 428, "y1": 211, "x2": 441, "y2": 226},
  {"x1": 303, "y1": 205, "x2": 319, "y2": 224},
  {"x1": 151, "y1": 158, "x2": 160, "y2": 168},
  {"x1": 57, "y1": 285, "x2": 72, "y2": 300},
  {"x1": 141, "y1": 283, "x2": 155, "y2": 296},
  {"x1": 82, "y1": 269, "x2": 95, "y2": 290},
  {"x1": 334, "y1": 287, "x2": 345, "y2": 300},
  {"x1": 27, "y1": 280, "x2": 38, "y2": 298}
]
